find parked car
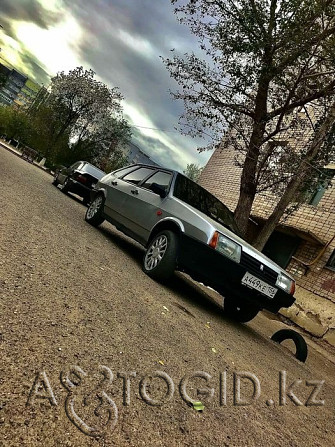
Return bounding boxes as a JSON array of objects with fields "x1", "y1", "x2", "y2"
[
  {"x1": 85, "y1": 164, "x2": 295, "y2": 322},
  {"x1": 53, "y1": 161, "x2": 106, "y2": 205}
]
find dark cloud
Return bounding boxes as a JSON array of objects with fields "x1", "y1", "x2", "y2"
[
  {"x1": 0, "y1": 0, "x2": 64, "y2": 30},
  {"x1": 64, "y1": 0, "x2": 210, "y2": 168},
  {"x1": 0, "y1": 0, "x2": 212, "y2": 169},
  {"x1": 18, "y1": 51, "x2": 50, "y2": 85},
  {"x1": 131, "y1": 126, "x2": 185, "y2": 170}
]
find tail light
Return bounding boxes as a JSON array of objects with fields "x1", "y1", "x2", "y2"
[
  {"x1": 290, "y1": 281, "x2": 296, "y2": 295},
  {"x1": 209, "y1": 231, "x2": 219, "y2": 248},
  {"x1": 77, "y1": 174, "x2": 88, "y2": 184}
]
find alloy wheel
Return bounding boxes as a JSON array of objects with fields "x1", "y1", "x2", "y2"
[
  {"x1": 144, "y1": 235, "x2": 168, "y2": 271},
  {"x1": 86, "y1": 195, "x2": 103, "y2": 220}
]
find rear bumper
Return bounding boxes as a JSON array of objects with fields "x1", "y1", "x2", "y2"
[
  {"x1": 178, "y1": 234, "x2": 295, "y2": 313},
  {"x1": 68, "y1": 179, "x2": 93, "y2": 198}
]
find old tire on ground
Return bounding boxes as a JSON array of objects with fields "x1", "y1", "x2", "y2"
[
  {"x1": 85, "y1": 194, "x2": 105, "y2": 227},
  {"x1": 143, "y1": 230, "x2": 178, "y2": 281},
  {"x1": 271, "y1": 329, "x2": 308, "y2": 362},
  {"x1": 223, "y1": 299, "x2": 259, "y2": 323}
]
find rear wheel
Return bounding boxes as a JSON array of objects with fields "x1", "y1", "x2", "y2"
[
  {"x1": 52, "y1": 174, "x2": 59, "y2": 186},
  {"x1": 60, "y1": 177, "x2": 70, "y2": 193},
  {"x1": 85, "y1": 194, "x2": 105, "y2": 226},
  {"x1": 143, "y1": 230, "x2": 178, "y2": 281},
  {"x1": 223, "y1": 299, "x2": 259, "y2": 323}
]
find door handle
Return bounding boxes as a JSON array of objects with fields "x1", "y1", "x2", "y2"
[
  {"x1": 111, "y1": 181, "x2": 118, "y2": 186},
  {"x1": 131, "y1": 189, "x2": 139, "y2": 195}
]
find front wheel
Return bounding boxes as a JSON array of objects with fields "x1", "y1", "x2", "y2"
[
  {"x1": 223, "y1": 299, "x2": 259, "y2": 323},
  {"x1": 85, "y1": 194, "x2": 105, "y2": 226},
  {"x1": 143, "y1": 230, "x2": 178, "y2": 281}
]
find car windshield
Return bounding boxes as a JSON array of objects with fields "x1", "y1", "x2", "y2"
[
  {"x1": 173, "y1": 173, "x2": 242, "y2": 236},
  {"x1": 81, "y1": 163, "x2": 106, "y2": 179}
]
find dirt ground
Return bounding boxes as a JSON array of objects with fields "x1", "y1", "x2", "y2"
[{"x1": 0, "y1": 146, "x2": 334, "y2": 446}]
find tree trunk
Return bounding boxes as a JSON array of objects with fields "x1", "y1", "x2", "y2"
[
  {"x1": 234, "y1": 85, "x2": 269, "y2": 235},
  {"x1": 252, "y1": 170, "x2": 307, "y2": 250},
  {"x1": 253, "y1": 100, "x2": 335, "y2": 251}
]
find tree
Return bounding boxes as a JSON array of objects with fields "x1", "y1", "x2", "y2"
[
  {"x1": 0, "y1": 105, "x2": 32, "y2": 142},
  {"x1": 253, "y1": 100, "x2": 335, "y2": 249},
  {"x1": 164, "y1": 0, "x2": 335, "y2": 237},
  {"x1": 0, "y1": 66, "x2": 131, "y2": 169},
  {"x1": 183, "y1": 163, "x2": 203, "y2": 181},
  {"x1": 72, "y1": 116, "x2": 131, "y2": 162},
  {"x1": 99, "y1": 148, "x2": 129, "y2": 173},
  {"x1": 0, "y1": 104, "x2": 70, "y2": 162},
  {"x1": 48, "y1": 66, "x2": 123, "y2": 145},
  {"x1": 93, "y1": 118, "x2": 132, "y2": 171}
]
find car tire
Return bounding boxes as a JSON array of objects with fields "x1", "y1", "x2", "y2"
[
  {"x1": 143, "y1": 230, "x2": 178, "y2": 281},
  {"x1": 223, "y1": 299, "x2": 259, "y2": 323},
  {"x1": 85, "y1": 194, "x2": 105, "y2": 226},
  {"x1": 271, "y1": 329, "x2": 308, "y2": 362},
  {"x1": 52, "y1": 174, "x2": 59, "y2": 186},
  {"x1": 60, "y1": 177, "x2": 70, "y2": 193}
]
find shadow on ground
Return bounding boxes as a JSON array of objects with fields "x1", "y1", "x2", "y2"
[{"x1": 96, "y1": 223, "x2": 273, "y2": 347}]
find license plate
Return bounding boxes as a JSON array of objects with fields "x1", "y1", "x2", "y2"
[{"x1": 241, "y1": 272, "x2": 277, "y2": 298}]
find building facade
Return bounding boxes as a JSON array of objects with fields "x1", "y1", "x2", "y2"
[
  {"x1": 0, "y1": 61, "x2": 42, "y2": 109},
  {"x1": 15, "y1": 78, "x2": 41, "y2": 109},
  {"x1": 0, "y1": 63, "x2": 27, "y2": 106}
]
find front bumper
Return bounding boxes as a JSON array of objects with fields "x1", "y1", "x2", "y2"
[{"x1": 178, "y1": 234, "x2": 295, "y2": 313}]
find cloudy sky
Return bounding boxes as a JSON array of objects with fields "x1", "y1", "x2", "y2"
[{"x1": 0, "y1": 0, "x2": 214, "y2": 170}]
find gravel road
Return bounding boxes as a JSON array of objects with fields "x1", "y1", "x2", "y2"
[{"x1": 0, "y1": 146, "x2": 334, "y2": 446}]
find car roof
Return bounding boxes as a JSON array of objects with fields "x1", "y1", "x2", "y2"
[
  {"x1": 129, "y1": 163, "x2": 179, "y2": 175},
  {"x1": 79, "y1": 161, "x2": 106, "y2": 174}
]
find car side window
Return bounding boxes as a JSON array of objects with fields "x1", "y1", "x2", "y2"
[
  {"x1": 122, "y1": 167, "x2": 155, "y2": 185},
  {"x1": 114, "y1": 166, "x2": 138, "y2": 178},
  {"x1": 141, "y1": 171, "x2": 172, "y2": 193},
  {"x1": 70, "y1": 162, "x2": 81, "y2": 171}
]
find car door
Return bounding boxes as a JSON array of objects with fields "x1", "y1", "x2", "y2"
[
  {"x1": 120, "y1": 170, "x2": 173, "y2": 242},
  {"x1": 104, "y1": 166, "x2": 155, "y2": 228}
]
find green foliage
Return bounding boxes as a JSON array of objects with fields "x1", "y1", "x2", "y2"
[
  {"x1": 0, "y1": 66, "x2": 132, "y2": 169},
  {"x1": 183, "y1": 163, "x2": 203, "y2": 182},
  {"x1": 100, "y1": 148, "x2": 130, "y2": 173},
  {"x1": 48, "y1": 66, "x2": 123, "y2": 142},
  {"x1": 0, "y1": 106, "x2": 31, "y2": 141},
  {"x1": 165, "y1": 0, "x2": 335, "y2": 235},
  {"x1": 0, "y1": 104, "x2": 69, "y2": 161}
]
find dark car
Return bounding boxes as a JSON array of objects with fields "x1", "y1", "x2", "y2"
[
  {"x1": 85, "y1": 164, "x2": 295, "y2": 323},
  {"x1": 53, "y1": 161, "x2": 106, "y2": 205}
]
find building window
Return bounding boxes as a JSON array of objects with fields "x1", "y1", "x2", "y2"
[
  {"x1": 326, "y1": 250, "x2": 335, "y2": 271},
  {"x1": 308, "y1": 168, "x2": 334, "y2": 206}
]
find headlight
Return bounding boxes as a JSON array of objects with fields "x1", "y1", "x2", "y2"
[
  {"x1": 276, "y1": 272, "x2": 295, "y2": 295},
  {"x1": 209, "y1": 231, "x2": 241, "y2": 263}
]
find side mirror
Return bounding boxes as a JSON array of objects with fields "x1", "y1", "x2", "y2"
[{"x1": 150, "y1": 182, "x2": 167, "y2": 198}]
